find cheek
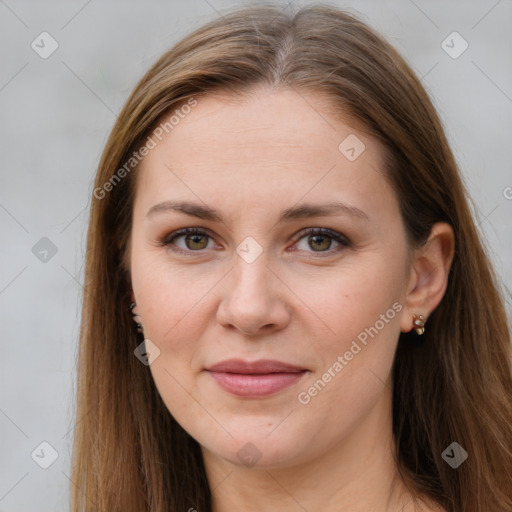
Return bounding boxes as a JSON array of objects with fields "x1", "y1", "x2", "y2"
[
  {"x1": 289, "y1": 254, "x2": 404, "y2": 406},
  {"x1": 131, "y1": 248, "x2": 219, "y2": 343},
  {"x1": 293, "y1": 290, "x2": 402, "y2": 452},
  {"x1": 297, "y1": 288, "x2": 402, "y2": 404},
  {"x1": 285, "y1": 252, "x2": 405, "y2": 344}
]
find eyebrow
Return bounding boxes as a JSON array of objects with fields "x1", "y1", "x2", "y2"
[{"x1": 145, "y1": 200, "x2": 369, "y2": 223}]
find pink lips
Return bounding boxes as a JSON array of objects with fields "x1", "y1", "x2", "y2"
[{"x1": 205, "y1": 359, "x2": 308, "y2": 397}]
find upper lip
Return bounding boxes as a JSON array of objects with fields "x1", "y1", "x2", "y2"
[{"x1": 205, "y1": 359, "x2": 307, "y2": 374}]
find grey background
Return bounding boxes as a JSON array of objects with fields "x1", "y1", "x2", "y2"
[{"x1": 1, "y1": 0, "x2": 511, "y2": 510}]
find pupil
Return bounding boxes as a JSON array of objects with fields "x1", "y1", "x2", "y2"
[
  {"x1": 187, "y1": 234, "x2": 206, "y2": 249},
  {"x1": 310, "y1": 235, "x2": 331, "y2": 251}
]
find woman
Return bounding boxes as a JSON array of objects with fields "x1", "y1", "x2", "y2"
[{"x1": 71, "y1": 4, "x2": 512, "y2": 511}]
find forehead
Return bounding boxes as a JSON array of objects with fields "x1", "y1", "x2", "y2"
[
  {"x1": 134, "y1": 88, "x2": 394, "y2": 224},
  {"x1": 146, "y1": 89, "x2": 373, "y2": 161}
]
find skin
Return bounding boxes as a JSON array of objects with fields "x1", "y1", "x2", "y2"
[{"x1": 128, "y1": 87, "x2": 454, "y2": 512}]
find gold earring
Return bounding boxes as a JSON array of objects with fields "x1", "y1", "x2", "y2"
[{"x1": 412, "y1": 314, "x2": 425, "y2": 335}]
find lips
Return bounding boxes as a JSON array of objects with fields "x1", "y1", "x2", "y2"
[
  {"x1": 206, "y1": 358, "x2": 306, "y2": 374},
  {"x1": 205, "y1": 359, "x2": 308, "y2": 397}
]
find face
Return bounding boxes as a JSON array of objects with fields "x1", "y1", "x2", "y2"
[{"x1": 129, "y1": 88, "x2": 412, "y2": 469}]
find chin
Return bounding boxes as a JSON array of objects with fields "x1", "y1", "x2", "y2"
[{"x1": 197, "y1": 420, "x2": 321, "y2": 470}]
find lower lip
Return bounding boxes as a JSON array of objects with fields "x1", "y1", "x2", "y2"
[{"x1": 206, "y1": 371, "x2": 307, "y2": 397}]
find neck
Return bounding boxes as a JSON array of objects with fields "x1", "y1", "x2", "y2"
[{"x1": 202, "y1": 385, "x2": 423, "y2": 512}]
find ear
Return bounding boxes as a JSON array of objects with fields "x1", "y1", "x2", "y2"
[{"x1": 400, "y1": 222, "x2": 455, "y2": 333}]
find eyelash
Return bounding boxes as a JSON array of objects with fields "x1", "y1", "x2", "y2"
[{"x1": 160, "y1": 227, "x2": 351, "y2": 257}]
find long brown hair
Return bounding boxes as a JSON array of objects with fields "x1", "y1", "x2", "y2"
[{"x1": 71, "y1": 4, "x2": 512, "y2": 511}]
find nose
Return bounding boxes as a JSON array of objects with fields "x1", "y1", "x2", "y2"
[{"x1": 216, "y1": 254, "x2": 291, "y2": 336}]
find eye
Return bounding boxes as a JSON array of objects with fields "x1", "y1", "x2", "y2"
[
  {"x1": 162, "y1": 228, "x2": 215, "y2": 254},
  {"x1": 292, "y1": 228, "x2": 351, "y2": 255},
  {"x1": 161, "y1": 227, "x2": 351, "y2": 257}
]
